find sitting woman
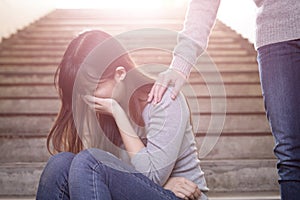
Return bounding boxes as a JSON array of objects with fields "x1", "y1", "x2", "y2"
[{"x1": 36, "y1": 30, "x2": 208, "y2": 200}]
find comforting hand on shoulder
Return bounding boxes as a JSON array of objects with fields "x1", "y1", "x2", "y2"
[
  {"x1": 147, "y1": 69, "x2": 187, "y2": 104},
  {"x1": 164, "y1": 177, "x2": 201, "y2": 200}
]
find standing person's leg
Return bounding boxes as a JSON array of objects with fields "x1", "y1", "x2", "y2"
[
  {"x1": 68, "y1": 148, "x2": 181, "y2": 200},
  {"x1": 257, "y1": 39, "x2": 300, "y2": 200},
  {"x1": 36, "y1": 152, "x2": 75, "y2": 200}
]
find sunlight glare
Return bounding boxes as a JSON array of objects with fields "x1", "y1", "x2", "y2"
[
  {"x1": 55, "y1": 0, "x2": 168, "y2": 9},
  {"x1": 217, "y1": 0, "x2": 256, "y2": 43}
]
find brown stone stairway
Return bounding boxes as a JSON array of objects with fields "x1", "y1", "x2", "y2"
[{"x1": 0, "y1": 9, "x2": 279, "y2": 199}]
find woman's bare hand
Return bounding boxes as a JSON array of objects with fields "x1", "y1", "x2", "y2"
[
  {"x1": 83, "y1": 95, "x2": 120, "y2": 116},
  {"x1": 147, "y1": 69, "x2": 187, "y2": 104},
  {"x1": 164, "y1": 177, "x2": 201, "y2": 200}
]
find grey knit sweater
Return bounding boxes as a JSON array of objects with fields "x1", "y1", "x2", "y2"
[
  {"x1": 121, "y1": 89, "x2": 208, "y2": 199},
  {"x1": 171, "y1": 0, "x2": 300, "y2": 76}
]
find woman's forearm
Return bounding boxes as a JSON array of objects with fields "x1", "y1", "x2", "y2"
[{"x1": 113, "y1": 104, "x2": 145, "y2": 157}]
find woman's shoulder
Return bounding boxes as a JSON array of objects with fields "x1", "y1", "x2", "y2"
[
  {"x1": 161, "y1": 87, "x2": 188, "y2": 106},
  {"x1": 147, "y1": 87, "x2": 190, "y2": 116}
]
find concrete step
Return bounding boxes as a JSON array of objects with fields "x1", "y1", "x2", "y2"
[
  {"x1": 208, "y1": 192, "x2": 280, "y2": 200},
  {"x1": 0, "y1": 50, "x2": 65, "y2": 57},
  {"x1": 0, "y1": 84, "x2": 262, "y2": 98},
  {"x1": 0, "y1": 48, "x2": 249, "y2": 57},
  {"x1": 33, "y1": 20, "x2": 185, "y2": 26},
  {"x1": 15, "y1": 30, "x2": 241, "y2": 40},
  {"x1": 184, "y1": 84, "x2": 263, "y2": 98},
  {"x1": 0, "y1": 54, "x2": 256, "y2": 66},
  {"x1": 0, "y1": 159, "x2": 279, "y2": 196},
  {"x1": 0, "y1": 97, "x2": 265, "y2": 115},
  {"x1": 0, "y1": 64, "x2": 259, "y2": 75},
  {"x1": 0, "y1": 114, "x2": 270, "y2": 137},
  {"x1": 3, "y1": 42, "x2": 243, "y2": 52},
  {"x1": 0, "y1": 55, "x2": 256, "y2": 66},
  {"x1": 8, "y1": 31, "x2": 235, "y2": 43},
  {"x1": 3, "y1": 36, "x2": 234, "y2": 48},
  {"x1": 43, "y1": 8, "x2": 187, "y2": 19},
  {"x1": 0, "y1": 163, "x2": 44, "y2": 196},
  {"x1": 0, "y1": 66, "x2": 57, "y2": 74},
  {"x1": 0, "y1": 72, "x2": 260, "y2": 85},
  {"x1": 0, "y1": 135, "x2": 275, "y2": 163}
]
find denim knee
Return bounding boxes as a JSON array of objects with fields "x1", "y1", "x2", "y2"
[
  {"x1": 37, "y1": 152, "x2": 75, "y2": 200},
  {"x1": 48, "y1": 152, "x2": 76, "y2": 165},
  {"x1": 70, "y1": 149, "x2": 97, "y2": 169},
  {"x1": 72, "y1": 148, "x2": 116, "y2": 164},
  {"x1": 70, "y1": 148, "x2": 125, "y2": 171},
  {"x1": 39, "y1": 152, "x2": 75, "y2": 185},
  {"x1": 70, "y1": 148, "x2": 136, "y2": 174}
]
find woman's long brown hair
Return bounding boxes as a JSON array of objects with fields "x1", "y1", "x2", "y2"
[{"x1": 47, "y1": 30, "x2": 152, "y2": 155}]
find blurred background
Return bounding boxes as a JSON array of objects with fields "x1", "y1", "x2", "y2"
[
  {"x1": 0, "y1": 0, "x2": 279, "y2": 199},
  {"x1": 0, "y1": 0, "x2": 256, "y2": 43}
]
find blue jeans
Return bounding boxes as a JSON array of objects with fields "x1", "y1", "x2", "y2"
[
  {"x1": 257, "y1": 39, "x2": 300, "y2": 199},
  {"x1": 36, "y1": 148, "x2": 180, "y2": 200}
]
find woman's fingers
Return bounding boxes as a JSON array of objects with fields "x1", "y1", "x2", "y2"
[
  {"x1": 84, "y1": 95, "x2": 106, "y2": 106},
  {"x1": 154, "y1": 83, "x2": 168, "y2": 104},
  {"x1": 174, "y1": 191, "x2": 186, "y2": 199},
  {"x1": 164, "y1": 177, "x2": 201, "y2": 200},
  {"x1": 178, "y1": 178, "x2": 201, "y2": 200},
  {"x1": 82, "y1": 95, "x2": 106, "y2": 112},
  {"x1": 83, "y1": 95, "x2": 96, "y2": 103},
  {"x1": 171, "y1": 77, "x2": 185, "y2": 100},
  {"x1": 184, "y1": 178, "x2": 200, "y2": 193},
  {"x1": 175, "y1": 183, "x2": 200, "y2": 199},
  {"x1": 155, "y1": 72, "x2": 173, "y2": 103},
  {"x1": 181, "y1": 185, "x2": 200, "y2": 199},
  {"x1": 147, "y1": 69, "x2": 173, "y2": 104},
  {"x1": 82, "y1": 95, "x2": 95, "y2": 108},
  {"x1": 147, "y1": 85, "x2": 155, "y2": 103},
  {"x1": 147, "y1": 72, "x2": 166, "y2": 104},
  {"x1": 82, "y1": 95, "x2": 117, "y2": 116}
]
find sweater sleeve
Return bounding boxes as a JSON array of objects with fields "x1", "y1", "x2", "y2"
[
  {"x1": 171, "y1": 0, "x2": 221, "y2": 76},
  {"x1": 130, "y1": 90, "x2": 190, "y2": 186}
]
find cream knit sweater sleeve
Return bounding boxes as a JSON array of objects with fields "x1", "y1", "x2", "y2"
[
  {"x1": 170, "y1": 0, "x2": 221, "y2": 76},
  {"x1": 171, "y1": 0, "x2": 300, "y2": 77}
]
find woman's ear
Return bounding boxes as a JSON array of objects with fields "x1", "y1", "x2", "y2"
[{"x1": 114, "y1": 66, "x2": 127, "y2": 82}]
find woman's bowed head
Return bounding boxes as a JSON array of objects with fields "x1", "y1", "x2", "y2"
[
  {"x1": 48, "y1": 30, "x2": 153, "y2": 155},
  {"x1": 40, "y1": 30, "x2": 207, "y2": 200}
]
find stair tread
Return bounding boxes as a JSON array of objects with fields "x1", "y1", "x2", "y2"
[
  {"x1": 0, "y1": 136, "x2": 276, "y2": 163},
  {"x1": 0, "y1": 115, "x2": 271, "y2": 137},
  {"x1": 0, "y1": 97, "x2": 265, "y2": 114},
  {"x1": 0, "y1": 159, "x2": 279, "y2": 195}
]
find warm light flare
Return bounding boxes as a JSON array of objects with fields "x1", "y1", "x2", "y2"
[
  {"x1": 55, "y1": 0, "x2": 184, "y2": 9},
  {"x1": 217, "y1": 0, "x2": 256, "y2": 43}
]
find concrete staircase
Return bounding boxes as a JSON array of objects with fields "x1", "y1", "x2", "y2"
[{"x1": 0, "y1": 9, "x2": 279, "y2": 199}]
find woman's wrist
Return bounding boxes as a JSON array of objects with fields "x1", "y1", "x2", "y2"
[
  {"x1": 170, "y1": 56, "x2": 192, "y2": 78},
  {"x1": 111, "y1": 101, "x2": 145, "y2": 157},
  {"x1": 111, "y1": 100, "x2": 124, "y2": 117}
]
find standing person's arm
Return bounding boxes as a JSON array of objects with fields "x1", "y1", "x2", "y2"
[{"x1": 148, "y1": 0, "x2": 221, "y2": 103}]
